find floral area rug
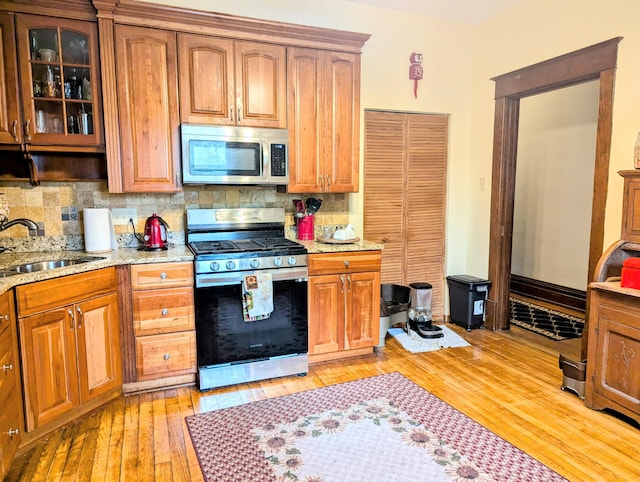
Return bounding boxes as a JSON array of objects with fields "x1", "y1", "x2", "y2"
[{"x1": 185, "y1": 372, "x2": 567, "y2": 481}]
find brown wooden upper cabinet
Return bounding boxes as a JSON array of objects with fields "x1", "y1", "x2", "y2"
[
  {"x1": 113, "y1": 24, "x2": 180, "y2": 193},
  {"x1": 178, "y1": 34, "x2": 286, "y2": 128},
  {"x1": 0, "y1": 12, "x2": 103, "y2": 150},
  {"x1": 287, "y1": 47, "x2": 361, "y2": 193}
]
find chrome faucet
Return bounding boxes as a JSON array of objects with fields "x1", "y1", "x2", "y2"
[{"x1": 0, "y1": 218, "x2": 38, "y2": 234}]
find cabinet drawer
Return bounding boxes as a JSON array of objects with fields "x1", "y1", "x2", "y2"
[
  {"x1": 131, "y1": 262, "x2": 193, "y2": 289},
  {"x1": 16, "y1": 267, "x2": 116, "y2": 317},
  {"x1": 133, "y1": 286, "x2": 195, "y2": 336},
  {"x1": 309, "y1": 251, "x2": 381, "y2": 275},
  {"x1": 135, "y1": 331, "x2": 196, "y2": 381}
]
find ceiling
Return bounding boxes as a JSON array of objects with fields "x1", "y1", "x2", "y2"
[{"x1": 347, "y1": 0, "x2": 523, "y2": 24}]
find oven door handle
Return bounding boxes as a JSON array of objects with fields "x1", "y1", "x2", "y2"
[{"x1": 196, "y1": 267, "x2": 308, "y2": 287}]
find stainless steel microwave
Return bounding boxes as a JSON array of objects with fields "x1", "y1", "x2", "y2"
[{"x1": 181, "y1": 124, "x2": 289, "y2": 186}]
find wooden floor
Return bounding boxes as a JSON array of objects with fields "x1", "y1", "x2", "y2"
[{"x1": 6, "y1": 324, "x2": 640, "y2": 482}]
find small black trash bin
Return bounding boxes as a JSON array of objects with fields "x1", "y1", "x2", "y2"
[
  {"x1": 378, "y1": 284, "x2": 410, "y2": 346},
  {"x1": 446, "y1": 275, "x2": 491, "y2": 331}
]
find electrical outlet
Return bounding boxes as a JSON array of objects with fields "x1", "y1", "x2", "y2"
[{"x1": 112, "y1": 208, "x2": 137, "y2": 225}]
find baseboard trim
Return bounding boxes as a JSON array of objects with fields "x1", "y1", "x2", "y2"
[{"x1": 510, "y1": 274, "x2": 586, "y2": 313}]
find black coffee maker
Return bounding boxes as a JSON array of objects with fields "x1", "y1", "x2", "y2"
[{"x1": 407, "y1": 282, "x2": 443, "y2": 339}]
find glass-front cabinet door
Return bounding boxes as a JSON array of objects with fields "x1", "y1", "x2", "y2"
[{"x1": 15, "y1": 14, "x2": 103, "y2": 149}]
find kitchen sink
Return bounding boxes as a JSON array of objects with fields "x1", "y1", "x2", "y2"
[{"x1": 7, "y1": 256, "x2": 106, "y2": 274}]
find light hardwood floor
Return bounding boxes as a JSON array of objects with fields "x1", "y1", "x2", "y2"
[{"x1": 6, "y1": 323, "x2": 640, "y2": 482}]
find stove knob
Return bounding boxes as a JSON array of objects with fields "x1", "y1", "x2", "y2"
[
  {"x1": 287, "y1": 256, "x2": 297, "y2": 266},
  {"x1": 273, "y1": 257, "x2": 283, "y2": 267},
  {"x1": 226, "y1": 260, "x2": 236, "y2": 270},
  {"x1": 209, "y1": 262, "x2": 220, "y2": 271},
  {"x1": 250, "y1": 259, "x2": 260, "y2": 269}
]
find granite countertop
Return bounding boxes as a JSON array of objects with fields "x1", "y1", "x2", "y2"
[
  {"x1": 0, "y1": 245, "x2": 194, "y2": 294},
  {"x1": 294, "y1": 238, "x2": 384, "y2": 253},
  {"x1": 0, "y1": 238, "x2": 383, "y2": 295}
]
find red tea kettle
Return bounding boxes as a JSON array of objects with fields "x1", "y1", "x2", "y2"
[{"x1": 143, "y1": 213, "x2": 169, "y2": 250}]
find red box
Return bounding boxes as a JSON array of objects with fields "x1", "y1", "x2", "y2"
[{"x1": 621, "y1": 257, "x2": 640, "y2": 289}]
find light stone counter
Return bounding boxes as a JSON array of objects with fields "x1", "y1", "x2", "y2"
[
  {"x1": 0, "y1": 238, "x2": 383, "y2": 295},
  {"x1": 0, "y1": 245, "x2": 194, "y2": 294},
  {"x1": 294, "y1": 238, "x2": 384, "y2": 253}
]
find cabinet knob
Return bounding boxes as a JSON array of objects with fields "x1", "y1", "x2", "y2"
[
  {"x1": 2, "y1": 364, "x2": 13, "y2": 373},
  {"x1": 343, "y1": 260, "x2": 350, "y2": 267},
  {"x1": 160, "y1": 272, "x2": 167, "y2": 279},
  {"x1": 161, "y1": 308, "x2": 169, "y2": 316},
  {"x1": 163, "y1": 353, "x2": 170, "y2": 361}
]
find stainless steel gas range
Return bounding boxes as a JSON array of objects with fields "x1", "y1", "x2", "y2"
[{"x1": 186, "y1": 208, "x2": 308, "y2": 391}]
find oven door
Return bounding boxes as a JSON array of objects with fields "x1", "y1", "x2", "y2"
[{"x1": 194, "y1": 267, "x2": 308, "y2": 367}]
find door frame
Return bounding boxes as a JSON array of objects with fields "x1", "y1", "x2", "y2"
[{"x1": 486, "y1": 38, "x2": 621, "y2": 349}]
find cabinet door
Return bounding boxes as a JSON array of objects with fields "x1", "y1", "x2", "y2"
[
  {"x1": 345, "y1": 271, "x2": 380, "y2": 350},
  {"x1": 325, "y1": 51, "x2": 360, "y2": 193},
  {"x1": 75, "y1": 293, "x2": 122, "y2": 404},
  {"x1": 288, "y1": 48, "x2": 361, "y2": 193},
  {"x1": 177, "y1": 33, "x2": 234, "y2": 125},
  {"x1": 287, "y1": 47, "x2": 323, "y2": 192},
  {"x1": 0, "y1": 290, "x2": 22, "y2": 479},
  {"x1": 0, "y1": 12, "x2": 22, "y2": 145},
  {"x1": 15, "y1": 14, "x2": 103, "y2": 147},
  {"x1": 588, "y1": 291, "x2": 640, "y2": 415},
  {"x1": 308, "y1": 274, "x2": 344, "y2": 355},
  {"x1": 115, "y1": 24, "x2": 180, "y2": 192},
  {"x1": 19, "y1": 307, "x2": 78, "y2": 430},
  {"x1": 235, "y1": 41, "x2": 286, "y2": 128}
]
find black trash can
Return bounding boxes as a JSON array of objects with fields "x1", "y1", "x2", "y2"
[
  {"x1": 446, "y1": 275, "x2": 491, "y2": 331},
  {"x1": 378, "y1": 284, "x2": 410, "y2": 346}
]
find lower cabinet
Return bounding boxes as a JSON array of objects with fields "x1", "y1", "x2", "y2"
[
  {"x1": 308, "y1": 251, "x2": 381, "y2": 363},
  {"x1": 585, "y1": 284, "x2": 640, "y2": 424},
  {"x1": 17, "y1": 268, "x2": 122, "y2": 432},
  {"x1": 0, "y1": 290, "x2": 23, "y2": 480},
  {"x1": 130, "y1": 262, "x2": 196, "y2": 386}
]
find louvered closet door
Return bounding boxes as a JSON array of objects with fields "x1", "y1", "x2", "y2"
[
  {"x1": 364, "y1": 111, "x2": 448, "y2": 320},
  {"x1": 363, "y1": 112, "x2": 406, "y2": 282}
]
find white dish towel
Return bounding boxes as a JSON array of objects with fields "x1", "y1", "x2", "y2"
[{"x1": 242, "y1": 272, "x2": 274, "y2": 322}]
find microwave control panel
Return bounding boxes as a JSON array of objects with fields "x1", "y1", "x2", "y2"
[{"x1": 271, "y1": 144, "x2": 287, "y2": 177}]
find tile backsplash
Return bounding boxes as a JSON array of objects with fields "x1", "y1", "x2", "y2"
[{"x1": 0, "y1": 181, "x2": 350, "y2": 252}]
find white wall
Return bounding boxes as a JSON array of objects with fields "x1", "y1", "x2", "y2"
[
  {"x1": 511, "y1": 81, "x2": 599, "y2": 290},
  {"x1": 139, "y1": 0, "x2": 640, "y2": 288},
  {"x1": 469, "y1": 0, "x2": 640, "y2": 277}
]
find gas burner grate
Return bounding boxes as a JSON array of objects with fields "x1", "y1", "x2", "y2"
[{"x1": 189, "y1": 240, "x2": 240, "y2": 255}]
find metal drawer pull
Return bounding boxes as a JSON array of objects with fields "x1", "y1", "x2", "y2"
[
  {"x1": 161, "y1": 309, "x2": 169, "y2": 316},
  {"x1": 68, "y1": 308, "x2": 75, "y2": 330},
  {"x1": 76, "y1": 306, "x2": 83, "y2": 328},
  {"x1": 160, "y1": 272, "x2": 167, "y2": 279},
  {"x1": 163, "y1": 353, "x2": 170, "y2": 361},
  {"x1": 0, "y1": 314, "x2": 8, "y2": 320},
  {"x1": 5, "y1": 428, "x2": 19, "y2": 437},
  {"x1": 2, "y1": 364, "x2": 13, "y2": 372}
]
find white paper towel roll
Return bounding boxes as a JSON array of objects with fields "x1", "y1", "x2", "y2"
[{"x1": 83, "y1": 208, "x2": 118, "y2": 253}]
